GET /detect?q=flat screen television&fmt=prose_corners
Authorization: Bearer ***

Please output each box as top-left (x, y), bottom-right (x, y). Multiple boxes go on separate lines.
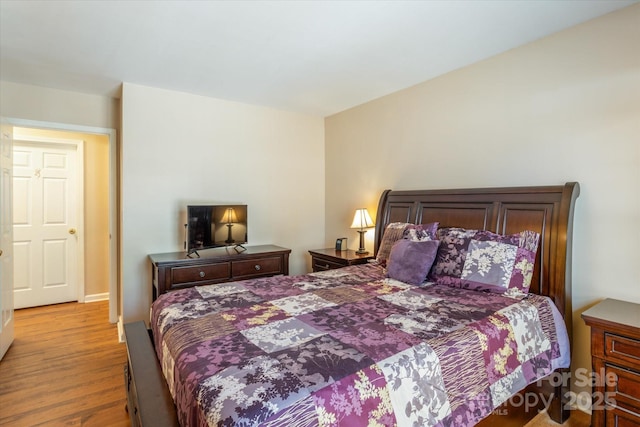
top-left (186, 204), bottom-right (247, 255)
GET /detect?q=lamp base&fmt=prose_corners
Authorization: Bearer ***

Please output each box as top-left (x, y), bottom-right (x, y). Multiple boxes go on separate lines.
top-left (356, 230), bottom-right (368, 255)
top-left (226, 223), bottom-right (234, 244)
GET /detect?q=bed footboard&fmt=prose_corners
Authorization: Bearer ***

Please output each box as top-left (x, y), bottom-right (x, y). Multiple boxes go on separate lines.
top-left (476, 369), bottom-right (570, 426)
top-left (124, 321), bottom-right (179, 427)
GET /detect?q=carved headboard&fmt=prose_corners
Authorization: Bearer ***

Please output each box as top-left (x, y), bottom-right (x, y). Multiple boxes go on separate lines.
top-left (374, 182), bottom-right (580, 344)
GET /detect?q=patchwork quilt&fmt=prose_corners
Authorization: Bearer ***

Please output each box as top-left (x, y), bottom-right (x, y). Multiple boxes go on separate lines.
top-left (150, 263), bottom-right (569, 427)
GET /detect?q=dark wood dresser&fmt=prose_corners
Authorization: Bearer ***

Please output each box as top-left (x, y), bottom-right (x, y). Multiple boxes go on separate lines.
top-left (149, 244), bottom-right (291, 300)
top-left (582, 298), bottom-right (640, 427)
top-left (308, 248), bottom-right (374, 272)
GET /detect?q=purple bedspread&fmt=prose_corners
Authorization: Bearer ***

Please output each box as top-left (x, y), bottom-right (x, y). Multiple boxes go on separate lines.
top-left (150, 263), bottom-right (569, 427)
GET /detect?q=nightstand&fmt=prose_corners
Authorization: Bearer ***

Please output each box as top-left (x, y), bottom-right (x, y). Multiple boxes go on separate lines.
top-left (308, 248), bottom-right (374, 272)
top-left (581, 298), bottom-right (640, 427)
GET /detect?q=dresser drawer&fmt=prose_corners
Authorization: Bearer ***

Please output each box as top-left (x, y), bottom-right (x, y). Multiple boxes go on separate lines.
top-left (150, 245), bottom-right (290, 298)
top-left (170, 263), bottom-right (230, 285)
top-left (232, 256), bottom-right (282, 279)
top-left (606, 333), bottom-right (640, 365)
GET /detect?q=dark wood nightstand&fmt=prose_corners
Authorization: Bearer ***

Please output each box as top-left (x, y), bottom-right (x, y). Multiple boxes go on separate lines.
top-left (582, 298), bottom-right (640, 427)
top-left (308, 248), bottom-right (374, 272)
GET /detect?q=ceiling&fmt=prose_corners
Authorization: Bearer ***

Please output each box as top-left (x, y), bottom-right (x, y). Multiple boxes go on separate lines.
top-left (0, 0), bottom-right (636, 116)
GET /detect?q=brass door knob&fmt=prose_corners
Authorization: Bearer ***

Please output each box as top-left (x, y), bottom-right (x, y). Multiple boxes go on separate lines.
top-left (69, 228), bottom-right (77, 235)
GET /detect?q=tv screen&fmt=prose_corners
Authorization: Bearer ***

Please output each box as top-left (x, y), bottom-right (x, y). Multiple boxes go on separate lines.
top-left (187, 205), bottom-right (247, 253)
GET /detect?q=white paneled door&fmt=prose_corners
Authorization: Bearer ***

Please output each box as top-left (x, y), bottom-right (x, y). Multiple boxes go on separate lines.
top-left (13, 141), bottom-right (79, 308)
top-left (0, 124), bottom-right (14, 360)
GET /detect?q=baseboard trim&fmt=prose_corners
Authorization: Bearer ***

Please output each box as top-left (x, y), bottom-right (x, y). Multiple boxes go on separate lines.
top-left (84, 292), bottom-right (109, 303)
top-left (117, 315), bottom-right (125, 343)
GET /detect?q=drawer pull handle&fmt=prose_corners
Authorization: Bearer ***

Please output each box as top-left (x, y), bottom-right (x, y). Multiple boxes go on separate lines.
top-left (254, 265), bottom-right (261, 271)
top-left (199, 271), bottom-right (205, 278)
top-left (324, 264), bottom-right (329, 269)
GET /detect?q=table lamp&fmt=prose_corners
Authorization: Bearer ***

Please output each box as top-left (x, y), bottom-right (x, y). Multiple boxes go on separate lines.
top-left (350, 208), bottom-right (375, 254)
top-left (223, 207), bottom-right (238, 244)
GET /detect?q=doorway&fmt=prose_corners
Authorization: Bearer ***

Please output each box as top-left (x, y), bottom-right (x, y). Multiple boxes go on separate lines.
top-left (13, 138), bottom-right (82, 308)
top-left (7, 120), bottom-right (117, 323)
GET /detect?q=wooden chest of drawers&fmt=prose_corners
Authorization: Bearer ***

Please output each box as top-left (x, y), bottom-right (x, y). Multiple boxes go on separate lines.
top-left (149, 245), bottom-right (290, 300)
top-left (582, 298), bottom-right (640, 426)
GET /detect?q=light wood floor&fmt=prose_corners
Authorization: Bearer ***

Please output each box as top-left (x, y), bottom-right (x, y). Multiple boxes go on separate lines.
top-left (525, 410), bottom-right (590, 427)
top-left (0, 301), bottom-right (130, 427)
top-left (0, 301), bottom-right (591, 427)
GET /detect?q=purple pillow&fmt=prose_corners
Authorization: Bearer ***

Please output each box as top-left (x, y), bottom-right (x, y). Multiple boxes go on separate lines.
top-left (376, 222), bottom-right (439, 266)
top-left (386, 239), bottom-right (440, 285)
top-left (376, 222), bottom-right (411, 266)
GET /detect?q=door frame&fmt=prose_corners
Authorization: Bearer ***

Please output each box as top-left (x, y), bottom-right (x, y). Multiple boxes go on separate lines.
top-left (6, 117), bottom-right (118, 323)
top-left (13, 137), bottom-right (84, 306)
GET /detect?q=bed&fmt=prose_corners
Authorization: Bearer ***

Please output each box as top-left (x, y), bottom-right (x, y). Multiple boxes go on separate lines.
top-left (124, 182), bottom-right (580, 427)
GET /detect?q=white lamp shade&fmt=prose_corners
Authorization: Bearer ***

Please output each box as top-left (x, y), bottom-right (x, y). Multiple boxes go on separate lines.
top-left (350, 208), bottom-right (375, 229)
top-left (222, 207), bottom-right (238, 224)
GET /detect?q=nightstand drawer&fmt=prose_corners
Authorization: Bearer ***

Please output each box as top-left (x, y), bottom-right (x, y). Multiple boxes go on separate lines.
top-left (308, 249), bottom-right (373, 272)
top-left (606, 333), bottom-right (640, 365)
top-left (312, 258), bottom-right (345, 271)
top-left (171, 263), bottom-right (230, 285)
top-left (232, 256), bottom-right (282, 279)
top-left (605, 404), bottom-right (640, 427)
top-left (606, 364), bottom-right (640, 411)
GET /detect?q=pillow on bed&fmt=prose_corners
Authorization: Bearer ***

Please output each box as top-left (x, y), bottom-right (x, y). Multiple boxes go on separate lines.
top-left (428, 227), bottom-right (478, 284)
top-left (376, 222), bottom-right (411, 266)
top-left (461, 230), bottom-right (540, 297)
top-left (428, 227), bottom-right (540, 298)
top-left (386, 239), bottom-right (440, 285)
top-left (376, 222), bottom-right (438, 266)
top-left (403, 222), bottom-right (439, 242)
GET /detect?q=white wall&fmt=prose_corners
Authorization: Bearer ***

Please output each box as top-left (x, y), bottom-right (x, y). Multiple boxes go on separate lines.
top-left (0, 81), bottom-right (119, 129)
top-left (325, 4), bottom-right (640, 404)
top-left (121, 83), bottom-right (325, 323)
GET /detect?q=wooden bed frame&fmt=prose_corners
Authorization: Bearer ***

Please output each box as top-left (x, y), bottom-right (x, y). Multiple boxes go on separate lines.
top-left (124, 182), bottom-right (580, 427)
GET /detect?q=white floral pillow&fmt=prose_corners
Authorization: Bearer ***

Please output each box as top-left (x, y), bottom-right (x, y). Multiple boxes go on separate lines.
top-left (462, 240), bottom-right (518, 288)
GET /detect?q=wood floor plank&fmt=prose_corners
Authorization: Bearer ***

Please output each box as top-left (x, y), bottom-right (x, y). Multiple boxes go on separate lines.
top-left (0, 301), bottom-right (130, 427)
